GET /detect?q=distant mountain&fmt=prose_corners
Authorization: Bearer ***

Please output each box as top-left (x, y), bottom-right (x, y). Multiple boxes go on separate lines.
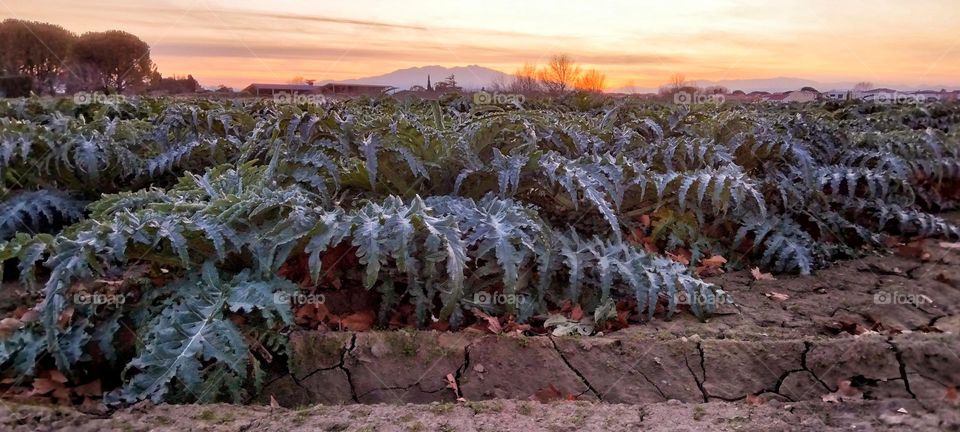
top-left (337, 65), bottom-right (510, 90)
top-left (611, 77), bottom-right (960, 94)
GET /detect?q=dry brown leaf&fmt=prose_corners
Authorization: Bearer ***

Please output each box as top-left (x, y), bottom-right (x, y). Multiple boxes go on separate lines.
top-left (31, 378), bottom-right (59, 395)
top-left (745, 394), bottom-right (765, 406)
top-left (570, 304), bottom-right (584, 321)
top-left (270, 395), bottom-right (280, 409)
top-left (471, 309), bottom-right (502, 334)
top-left (0, 317), bottom-right (23, 339)
top-left (73, 380), bottom-right (102, 397)
top-left (48, 370), bottom-right (68, 384)
top-left (765, 292), bottom-right (790, 302)
top-left (338, 311), bottom-right (375, 331)
top-left (750, 267), bottom-right (776, 281)
top-left (445, 373), bottom-right (463, 400)
top-left (701, 255), bottom-right (727, 268)
top-left (667, 251), bottom-right (691, 266)
top-left (531, 384), bottom-right (568, 403)
top-left (945, 386), bottom-right (958, 404)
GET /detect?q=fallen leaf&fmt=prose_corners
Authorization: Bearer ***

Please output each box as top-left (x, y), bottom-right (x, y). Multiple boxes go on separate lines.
top-left (570, 304), bottom-right (584, 321)
top-left (31, 378), bottom-right (59, 395)
top-left (765, 292), bottom-right (790, 302)
top-left (48, 370), bottom-right (68, 384)
top-left (0, 317), bottom-right (23, 338)
top-left (897, 243), bottom-right (930, 261)
top-left (57, 306), bottom-right (74, 329)
top-left (696, 255), bottom-right (727, 277)
top-left (531, 384), bottom-right (569, 403)
top-left (667, 248), bottom-right (691, 266)
top-left (270, 395), bottom-right (280, 409)
top-left (750, 267), bottom-right (776, 281)
top-left (945, 386), bottom-right (958, 404)
top-left (702, 255), bottom-right (727, 268)
top-left (745, 394), bottom-right (765, 406)
top-left (338, 311), bottom-right (375, 331)
top-left (471, 309), bottom-right (502, 334)
top-left (445, 373), bottom-right (462, 400)
top-left (73, 380), bottom-right (102, 397)
top-left (896, 407), bottom-right (909, 414)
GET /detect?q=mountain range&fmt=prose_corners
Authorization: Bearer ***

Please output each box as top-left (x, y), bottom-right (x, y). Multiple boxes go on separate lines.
top-left (330, 65), bottom-right (510, 91)
top-left (309, 66), bottom-right (958, 93)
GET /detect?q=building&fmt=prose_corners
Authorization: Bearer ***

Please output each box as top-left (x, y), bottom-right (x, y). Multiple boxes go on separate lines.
top-left (823, 90), bottom-right (851, 101)
top-left (242, 82), bottom-right (393, 97)
top-left (242, 83), bottom-right (321, 96)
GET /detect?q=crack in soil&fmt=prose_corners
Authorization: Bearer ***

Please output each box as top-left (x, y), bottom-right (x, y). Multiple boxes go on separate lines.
top-left (801, 341), bottom-right (832, 393)
top-left (887, 339), bottom-right (918, 399)
top-left (549, 336), bottom-right (602, 401)
top-left (453, 342), bottom-right (473, 399)
top-left (342, 334), bottom-right (359, 402)
top-left (683, 342), bottom-right (709, 403)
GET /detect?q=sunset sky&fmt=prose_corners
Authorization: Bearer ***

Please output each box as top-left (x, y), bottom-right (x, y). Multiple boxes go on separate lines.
top-left (3, 0), bottom-right (959, 90)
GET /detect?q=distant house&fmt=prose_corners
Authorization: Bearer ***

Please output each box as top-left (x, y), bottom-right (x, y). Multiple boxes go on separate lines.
top-left (823, 90), bottom-right (850, 101)
top-left (318, 83), bottom-right (393, 96)
top-left (911, 90), bottom-right (947, 102)
top-left (242, 82), bottom-right (393, 97)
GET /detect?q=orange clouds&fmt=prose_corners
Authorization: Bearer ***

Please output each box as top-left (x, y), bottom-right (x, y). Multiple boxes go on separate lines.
top-left (4, 0), bottom-right (959, 89)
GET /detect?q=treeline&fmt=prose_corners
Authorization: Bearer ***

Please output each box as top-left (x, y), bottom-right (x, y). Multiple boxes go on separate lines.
top-left (492, 54), bottom-right (607, 94)
top-left (0, 19), bottom-right (199, 96)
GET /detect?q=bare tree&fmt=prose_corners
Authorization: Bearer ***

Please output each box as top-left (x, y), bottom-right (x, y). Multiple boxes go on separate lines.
top-left (509, 63), bottom-right (541, 93)
top-left (669, 73), bottom-right (687, 92)
top-left (853, 81), bottom-right (873, 91)
top-left (538, 54), bottom-right (581, 94)
top-left (576, 69), bottom-right (606, 93)
top-left (288, 76), bottom-right (305, 84)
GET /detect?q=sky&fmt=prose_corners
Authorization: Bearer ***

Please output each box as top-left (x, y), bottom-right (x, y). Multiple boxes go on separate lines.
top-left (3, 0), bottom-right (960, 90)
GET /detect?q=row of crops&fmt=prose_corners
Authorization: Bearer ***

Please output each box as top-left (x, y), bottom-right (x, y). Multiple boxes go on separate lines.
top-left (1, 95), bottom-right (959, 403)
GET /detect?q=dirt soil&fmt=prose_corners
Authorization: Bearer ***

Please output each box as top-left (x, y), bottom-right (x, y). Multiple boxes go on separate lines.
top-left (261, 237), bottom-right (960, 407)
top-left (2, 397), bottom-right (958, 432)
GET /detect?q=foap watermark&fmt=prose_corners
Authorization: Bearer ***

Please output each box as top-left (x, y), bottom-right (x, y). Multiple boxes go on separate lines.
top-left (674, 91), bottom-right (724, 106)
top-left (74, 292), bottom-right (126, 305)
top-left (473, 91), bottom-right (525, 106)
top-left (274, 291), bottom-right (326, 306)
top-left (473, 291), bottom-right (530, 306)
top-left (874, 291), bottom-right (933, 307)
top-left (673, 290), bottom-right (732, 306)
top-left (73, 92), bottom-right (127, 105)
top-left (869, 92), bottom-right (925, 106)
top-left (273, 92), bottom-right (328, 106)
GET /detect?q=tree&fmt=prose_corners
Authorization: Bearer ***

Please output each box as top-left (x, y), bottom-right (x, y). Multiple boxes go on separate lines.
top-left (576, 69), bottom-right (606, 93)
top-left (509, 63), bottom-right (541, 94)
top-left (669, 73), bottom-right (688, 92)
top-left (0, 19), bottom-right (76, 94)
top-left (68, 30), bottom-right (153, 93)
top-left (538, 54), bottom-right (581, 94)
top-left (434, 74), bottom-right (460, 92)
top-left (853, 82), bottom-right (873, 91)
top-left (288, 76), bottom-right (306, 84)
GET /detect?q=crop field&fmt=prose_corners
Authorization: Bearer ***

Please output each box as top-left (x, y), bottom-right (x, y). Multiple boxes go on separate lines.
top-left (1, 95), bottom-right (959, 408)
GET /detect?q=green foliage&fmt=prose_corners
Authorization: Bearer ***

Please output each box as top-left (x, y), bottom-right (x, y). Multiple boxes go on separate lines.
top-left (0, 95), bottom-right (958, 405)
